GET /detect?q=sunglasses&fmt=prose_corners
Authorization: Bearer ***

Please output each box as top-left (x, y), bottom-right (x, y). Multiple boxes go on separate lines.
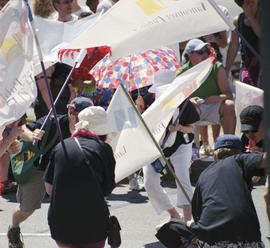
top-left (243, 130), bottom-right (257, 134)
top-left (192, 49), bottom-right (209, 55)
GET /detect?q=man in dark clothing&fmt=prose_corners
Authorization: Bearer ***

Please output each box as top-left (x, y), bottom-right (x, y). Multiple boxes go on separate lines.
top-left (44, 106), bottom-right (116, 248)
top-left (189, 134), bottom-right (266, 247)
top-left (240, 105), bottom-right (264, 152)
top-left (240, 105), bottom-right (270, 222)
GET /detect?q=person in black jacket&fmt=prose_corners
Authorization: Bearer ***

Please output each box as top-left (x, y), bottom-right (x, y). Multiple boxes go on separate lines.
top-left (44, 106), bottom-right (116, 248)
top-left (189, 134), bottom-right (266, 247)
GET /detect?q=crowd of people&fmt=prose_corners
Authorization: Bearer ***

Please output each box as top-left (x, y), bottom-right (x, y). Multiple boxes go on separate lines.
top-left (0, 0), bottom-right (268, 248)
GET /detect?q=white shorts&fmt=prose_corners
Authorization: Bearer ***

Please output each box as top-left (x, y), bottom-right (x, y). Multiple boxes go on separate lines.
top-left (196, 102), bottom-right (221, 125)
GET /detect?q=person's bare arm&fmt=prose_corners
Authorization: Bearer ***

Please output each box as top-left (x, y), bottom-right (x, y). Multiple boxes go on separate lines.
top-left (259, 153), bottom-right (267, 169)
top-left (203, 67), bottom-right (233, 105)
top-left (0, 122), bottom-right (24, 157)
top-left (225, 16), bottom-right (239, 75)
top-left (243, 1), bottom-right (261, 38)
top-left (20, 125), bottom-right (45, 142)
top-left (45, 182), bottom-right (53, 195)
top-left (168, 123), bottom-right (195, 134)
top-left (203, 30), bottom-right (227, 48)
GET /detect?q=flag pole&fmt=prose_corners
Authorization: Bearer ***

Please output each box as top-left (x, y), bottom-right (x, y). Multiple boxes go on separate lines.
top-left (207, 0), bottom-right (261, 61)
top-left (120, 84), bottom-right (191, 204)
top-left (24, 0), bottom-right (66, 152)
top-left (33, 49), bottom-right (87, 144)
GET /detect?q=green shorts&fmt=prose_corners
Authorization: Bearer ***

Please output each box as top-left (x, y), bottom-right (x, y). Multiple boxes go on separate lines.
top-left (17, 170), bottom-right (46, 212)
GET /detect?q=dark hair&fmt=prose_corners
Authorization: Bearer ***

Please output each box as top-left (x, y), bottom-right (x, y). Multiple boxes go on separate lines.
top-left (215, 148), bottom-right (241, 160)
top-left (234, 0), bottom-right (244, 7)
top-left (98, 135), bottom-right (107, 142)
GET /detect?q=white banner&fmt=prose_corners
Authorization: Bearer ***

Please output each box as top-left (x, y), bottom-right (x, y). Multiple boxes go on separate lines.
top-left (0, 0), bottom-right (36, 130)
top-left (235, 81), bottom-right (264, 136)
top-left (33, 13), bottom-right (100, 74)
top-left (107, 58), bottom-right (213, 182)
top-left (67, 0), bottom-right (230, 59)
top-left (142, 57), bottom-right (213, 144)
top-left (106, 86), bottom-right (160, 182)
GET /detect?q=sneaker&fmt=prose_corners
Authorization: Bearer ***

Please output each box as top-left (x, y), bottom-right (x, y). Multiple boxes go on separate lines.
top-left (199, 144), bottom-right (213, 157)
top-left (128, 177), bottom-right (143, 191)
top-left (7, 226), bottom-right (24, 248)
top-left (156, 214), bottom-right (184, 231)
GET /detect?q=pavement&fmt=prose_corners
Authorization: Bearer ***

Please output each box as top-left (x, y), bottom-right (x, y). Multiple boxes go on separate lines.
top-left (0, 178), bottom-right (269, 248)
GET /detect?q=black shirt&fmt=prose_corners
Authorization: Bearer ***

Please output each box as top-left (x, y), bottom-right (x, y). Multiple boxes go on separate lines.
top-left (34, 63), bottom-right (72, 119)
top-left (27, 115), bottom-right (70, 170)
top-left (191, 153), bottom-right (264, 244)
top-left (44, 135), bottom-right (116, 244)
top-left (163, 100), bottom-right (200, 157)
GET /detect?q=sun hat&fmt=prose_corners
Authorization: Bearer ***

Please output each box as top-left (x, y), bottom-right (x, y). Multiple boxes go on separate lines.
top-left (184, 39), bottom-right (209, 54)
top-left (75, 106), bottom-right (111, 135)
top-left (240, 105), bottom-right (263, 132)
top-left (214, 135), bottom-right (243, 151)
top-left (67, 97), bottom-right (93, 113)
top-left (148, 69), bottom-right (175, 93)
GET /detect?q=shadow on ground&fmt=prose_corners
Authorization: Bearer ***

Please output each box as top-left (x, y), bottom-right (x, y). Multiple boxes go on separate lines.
top-left (1, 192), bottom-right (50, 203)
top-left (108, 190), bottom-right (148, 204)
top-left (144, 241), bottom-right (165, 247)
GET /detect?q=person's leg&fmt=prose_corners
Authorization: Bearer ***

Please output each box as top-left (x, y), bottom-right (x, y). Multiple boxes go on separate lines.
top-left (143, 164), bottom-right (179, 218)
top-left (199, 126), bottom-right (209, 145)
top-left (0, 153), bottom-right (9, 183)
top-left (12, 208), bottom-right (34, 227)
top-left (56, 241), bottom-right (80, 248)
top-left (8, 170), bottom-right (46, 247)
top-left (56, 239), bottom-right (106, 248)
top-left (170, 143), bottom-right (193, 222)
top-left (220, 99), bottom-right (236, 134)
top-left (264, 178), bottom-right (270, 221)
top-left (81, 240), bottom-right (106, 248)
top-left (199, 125), bottom-right (213, 156)
top-left (211, 124), bottom-right (220, 142)
top-left (0, 153), bottom-right (17, 194)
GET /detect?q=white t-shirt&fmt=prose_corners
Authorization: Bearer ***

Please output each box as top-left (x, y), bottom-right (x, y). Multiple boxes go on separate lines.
top-left (52, 13), bottom-right (78, 22)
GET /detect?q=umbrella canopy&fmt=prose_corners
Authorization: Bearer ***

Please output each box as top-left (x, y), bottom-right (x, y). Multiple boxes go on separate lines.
top-left (58, 46), bottom-right (111, 80)
top-left (90, 47), bottom-right (180, 92)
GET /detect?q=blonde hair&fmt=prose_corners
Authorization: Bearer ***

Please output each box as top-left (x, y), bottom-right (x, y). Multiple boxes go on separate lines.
top-left (33, 0), bottom-right (54, 18)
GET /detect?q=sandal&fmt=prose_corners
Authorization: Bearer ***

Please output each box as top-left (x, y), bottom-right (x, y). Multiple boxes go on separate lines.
top-left (0, 180), bottom-right (17, 195)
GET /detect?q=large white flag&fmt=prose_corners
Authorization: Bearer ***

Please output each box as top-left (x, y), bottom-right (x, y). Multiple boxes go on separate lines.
top-left (67, 0), bottom-right (230, 59)
top-left (0, 0), bottom-right (36, 131)
top-left (33, 13), bottom-right (100, 74)
top-left (106, 86), bottom-right (161, 182)
top-left (107, 58), bottom-right (213, 182)
top-left (235, 80), bottom-right (264, 136)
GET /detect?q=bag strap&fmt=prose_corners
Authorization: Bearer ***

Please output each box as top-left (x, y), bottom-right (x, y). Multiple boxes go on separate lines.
top-left (74, 137), bottom-right (104, 196)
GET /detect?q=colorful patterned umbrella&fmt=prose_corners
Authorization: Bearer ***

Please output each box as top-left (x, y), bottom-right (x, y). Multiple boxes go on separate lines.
top-left (90, 47), bottom-right (180, 92)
